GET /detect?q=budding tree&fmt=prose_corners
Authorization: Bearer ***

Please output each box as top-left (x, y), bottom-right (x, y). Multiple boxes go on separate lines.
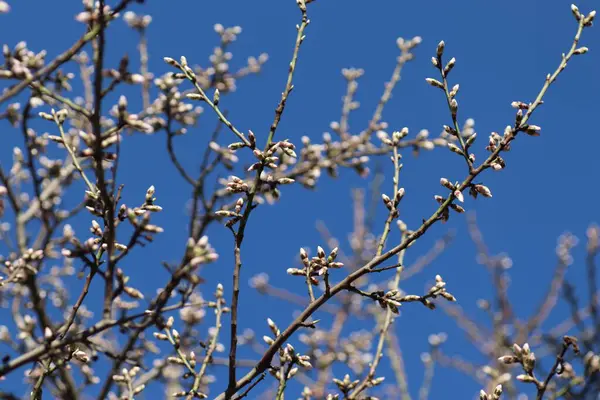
top-left (0, 1), bottom-right (598, 400)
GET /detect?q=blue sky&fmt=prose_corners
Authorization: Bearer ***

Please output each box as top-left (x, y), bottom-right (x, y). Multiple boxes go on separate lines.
top-left (1, 0), bottom-right (599, 398)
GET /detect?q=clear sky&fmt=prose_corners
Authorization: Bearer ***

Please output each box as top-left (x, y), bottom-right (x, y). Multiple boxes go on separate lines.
top-left (0, 0), bottom-right (599, 399)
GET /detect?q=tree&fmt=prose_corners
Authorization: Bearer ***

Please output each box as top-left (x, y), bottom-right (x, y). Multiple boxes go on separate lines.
top-left (0, 1), bottom-right (598, 399)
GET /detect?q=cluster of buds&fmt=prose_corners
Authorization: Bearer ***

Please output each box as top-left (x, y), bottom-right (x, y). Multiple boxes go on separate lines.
top-left (487, 125), bottom-right (512, 152)
top-left (429, 40), bottom-right (456, 79)
top-left (340, 66), bottom-right (365, 83)
top-left (434, 193), bottom-right (465, 222)
top-left (287, 246), bottom-right (344, 284)
top-left (428, 42), bottom-right (488, 167)
top-left (122, 113), bottom-right (154, 134)
top-left (363, 275), bottom-right (455, 313)
top-left (371, 289), bottom-right (404, 315)
top-left (123, 11), bottom-right (152, 31)
top-left (496, 344), bottom-right (542, 386)
top-left (381, 187), bottom-right (405, 218)
top-left (155, 285), bottom-right (226, 393)
top-left (386, 274), bottom-right (456, 310)
top-left (428, 40), bottom-right (462, 118)
top-left (224, 175), bottom-right (249, 193)
top-left (145, 77), bottom-right (204, 129)
top-left (61, 230), bottom-right (101, 259)
top-left (1, 41), bottom-right (46, 79)
top-left (164, 24), bottom-right (268, 94)
top-left (396, 35), bottom-right (422, 55)
top-left (39, 108), bottom-right (68, 125)
top-left (378, 127), bottom-right (409, 147)
top-left (291, 131), bottom-right (381, 188)
top-left (485, 127), bottom-right (513, 170)
top-left (571, 5), bottom-right (596, 27)
top-left (0, 247), bottom-right (44, 284)
top-left (88, 219), bottom-right (126, 253)
top-left (205, 24), bottom-right (269, 93)
top-left (215, 197), bottom-right (245, 227)
top-left (166, 55), bottom-right (200, 84)
top-left (117, 186), bottom-right (164, 240)
top-left (75, 0), bottom-right (120, 24)
top-left (140, 185), bottom-right (163, 213)
top-left (440, 178), bottom-right (492, 202)
top-left (498, 342), bottom-right (537, 375)
top-left (111, 366), bottom-right (146, 398)
top-left (332, 374), bottom-right (361, 395)
top-left (185, 235), bottom-right (219, 269)
top-left (293, 136), bottom-right (323, 188)
top-left (479, 384), bottom-right (503, 400)
top-left (247, 139), bottom-right (297, 173)
top-left (288, 345), bottom-right (313, 370)
top-left (424, 274), bottom-right (456, 306)
top-left (273, 138), bottom-right (298, 160)
top-left (263, 318), bottom-right (312, 386)
top-left (501, 336), bottom-right (580, 387)
top-left (439, 178), bottom-right (464, 202)
top-left (327, 374), bottom-right (385, 399)
top-left (214, 22), bottom-right (242, 44)
top-left (326, 133), bottom-right (372, 177)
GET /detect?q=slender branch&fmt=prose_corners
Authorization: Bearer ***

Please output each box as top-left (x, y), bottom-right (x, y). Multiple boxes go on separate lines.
top-left (360, 39), bottom-right (419, 139)
top-left (265, 2), bottom-right (309, 148)
top-left (224, 4), bottom-right (310, 397)
top-left (348, 144), bottom-right (404, 399)
top-left (30, 360), bottom-right (57, 400)
top-left (55, 117), bottom-right (97, 195)
top-left (385, 330), bottom-right (412, 400)
top-left (59, 266), bottom-right (98, 339)
top-left (187, 293), bottom-right (225, 400)
top-left (536, 337), bottom-right (579, 400)
top-left (418, 352), bottom-right (436, 400)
